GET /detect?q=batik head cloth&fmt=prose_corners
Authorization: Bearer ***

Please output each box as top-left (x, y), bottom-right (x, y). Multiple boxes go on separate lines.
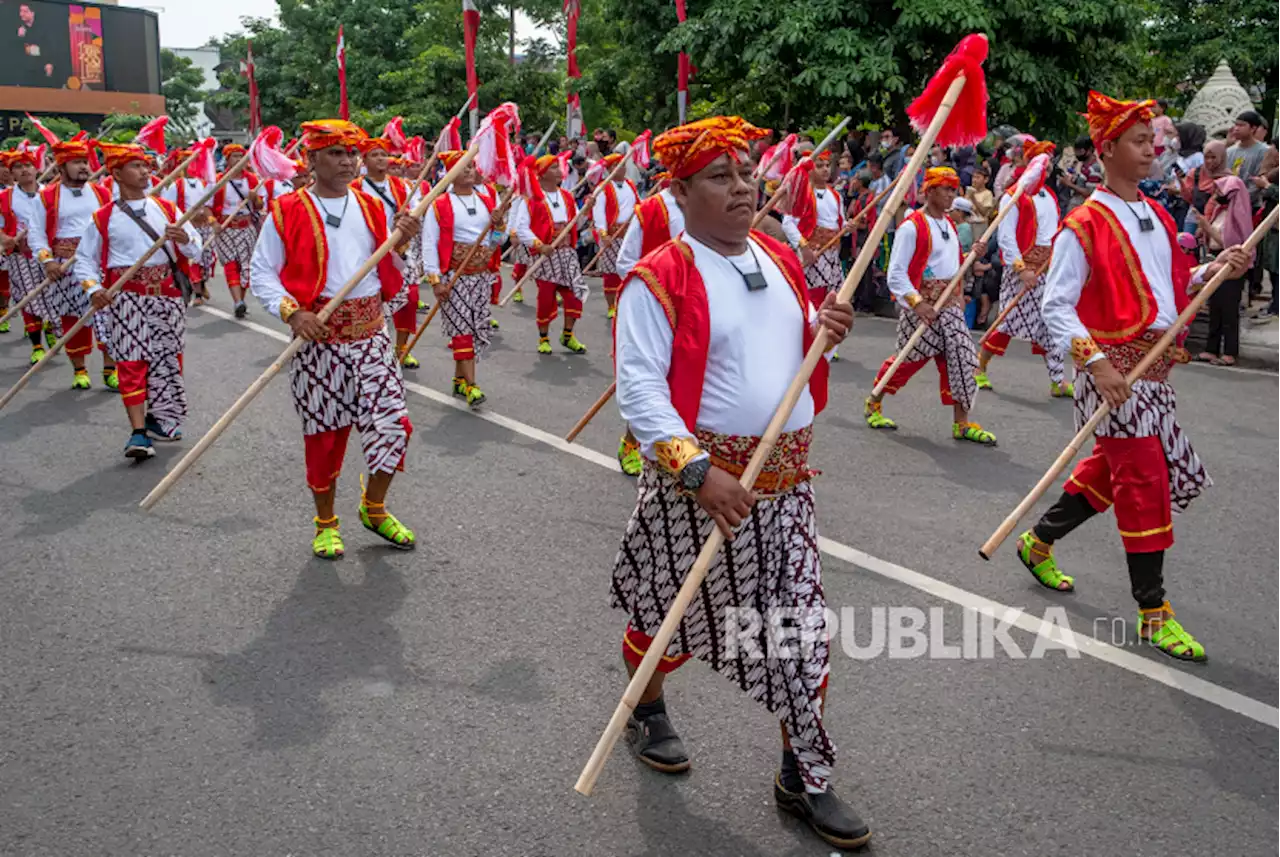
top-left (921, 166), bottom-right (960, 192)
top-left (299, 120), bottom-right (368, 152)
top-left (652, 116), bottom-right (770, 179)
top-left (1086, 91), bottom-right (1154, 151)
top-left (99, 142), bottom-right (149, 171)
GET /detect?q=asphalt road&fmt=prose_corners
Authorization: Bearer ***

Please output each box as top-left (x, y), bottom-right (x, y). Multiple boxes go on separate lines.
top-left (0, 272), bottom-right (1276, 857)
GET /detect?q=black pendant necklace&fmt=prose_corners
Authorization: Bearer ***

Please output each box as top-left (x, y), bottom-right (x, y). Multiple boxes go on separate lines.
top-left (454, 191), bottom-right (476, 217)
top-left (732, 243), bottom-right (768, 292)
top-left (1105, 186), bottom-right (1155, 232)
top-left (316, 191), bottom-right (350, 228)
top-left (70, 188), bottom-right (83, 198)
top-left (928, 214), bottom-right (950, 241)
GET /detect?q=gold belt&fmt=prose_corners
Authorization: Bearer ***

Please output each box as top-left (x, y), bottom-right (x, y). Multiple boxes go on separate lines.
top-left (694, 426), bottom-right (815, 496)
top-left (1023, 245), bottom-right (1052, 272)
top-left (322, 295), bottom-right (384, 342)
top-left (918, 277), bottom-right (962, 310)
top-left (450, 242), bottom-right (491, 275)
top-left (1101, 329), bottom-right (1187, 384)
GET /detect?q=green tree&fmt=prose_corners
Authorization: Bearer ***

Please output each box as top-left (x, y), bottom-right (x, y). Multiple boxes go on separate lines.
top-left (1, 116), bottom-right (82, 149)
top-left (161, 49), bottom-right (209, 139)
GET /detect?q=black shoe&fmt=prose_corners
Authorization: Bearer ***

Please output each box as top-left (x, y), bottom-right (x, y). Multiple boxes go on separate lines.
top-left (625, 711), bottom-right (691, 774)
top-left (234, 302), bottom-right (248, 319)
top-left (774, 775), bottom-right (872, 850)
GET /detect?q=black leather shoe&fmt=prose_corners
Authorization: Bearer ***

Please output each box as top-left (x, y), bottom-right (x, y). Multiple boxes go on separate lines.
top-left (774, 774), bottom-right (872, 850)
top-left (625, 712), bottom-right (691, 774)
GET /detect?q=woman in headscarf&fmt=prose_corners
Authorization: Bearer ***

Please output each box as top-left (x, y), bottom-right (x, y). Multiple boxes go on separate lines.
top-left (1182, 138), bottom-right (1229, 220)
top-left (1196, 174), bottom-right (1254, 365)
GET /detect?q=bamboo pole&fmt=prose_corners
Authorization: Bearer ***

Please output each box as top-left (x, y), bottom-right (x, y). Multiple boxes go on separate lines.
top-left (750, 117), bottom-right (850, 229)
top-left (0, 240), bottom-right (64, 330)
top-left (0, 152), bottom-right (257, 412)
top-left (147, 148), bottom-right (202, 196)
top-left (978, 206), bottom-right (1277, 560)
top-left (564, 382), bottom-right (616, 443)
top-left (977, 280), bottom-right (1037, 350)
top-left (574, 74), bottom-right (971, 798)
top-left (811, 173), bottom-right (905, 257)
top-left (139, 145), bottom-right (484, 511)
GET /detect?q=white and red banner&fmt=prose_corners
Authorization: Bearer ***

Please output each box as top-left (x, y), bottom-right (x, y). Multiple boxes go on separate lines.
top-left (336, 26), bottom-right (349, 120)
top-left (242, 41), bottom-right (262, 136)
top-left (674, 0), bottom-right (690, 123)
top-left (463, 0), bottom-right (480, 136)
top-left (564, 0), bottom-right (583, 137)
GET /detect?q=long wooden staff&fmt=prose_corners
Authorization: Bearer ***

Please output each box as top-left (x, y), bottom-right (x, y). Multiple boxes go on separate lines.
top-left (751, 117), bottom-right (850, 229)
top-left (580, 228), bottom-right (621, 276)
top-left (147, 148), bottom-right (202, 196)
top-left (139, 145), bottom-right (483, 511)
top-left (498, 156), bottom-right (631, 307)
top-left (212, 195), bottom-right (253, 234)
top-left (413, 95), bottom-right (479, 189)
top-left (564, 381), bottom-right (616, 443)
top-left (871, 167), bottom-right (1041, 398)
top-left (574, 66), bottom-right (974, 798)
top-left (978, 206), bottom-right (1278, 560)
top-left (0, 153), bottom-right (255, 412)
top-left (811, 173), bottom-right (905, 257)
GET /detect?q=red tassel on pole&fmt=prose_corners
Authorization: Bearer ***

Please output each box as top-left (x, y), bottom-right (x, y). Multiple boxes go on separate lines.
top-left (906, 34), bottom-right (989, 148)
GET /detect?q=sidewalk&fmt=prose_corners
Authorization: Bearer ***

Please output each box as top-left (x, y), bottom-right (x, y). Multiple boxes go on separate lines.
top-left (1239, 315), bottom-right (1279, 369)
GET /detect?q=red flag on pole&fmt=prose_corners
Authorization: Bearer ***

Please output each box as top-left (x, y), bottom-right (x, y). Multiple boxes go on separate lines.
top-left (564, 0), bottom-right (583, 137)
top-left (463, 0), bottom-right (480, 136)
top-left (336, 26), bottom-right (349, 120)
top-left (674, 0), bottom-right (690, 123)
top-left (243, 41), bottom-right (262, 136)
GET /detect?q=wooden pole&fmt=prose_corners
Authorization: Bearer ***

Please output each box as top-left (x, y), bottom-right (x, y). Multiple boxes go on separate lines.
top-left (147, 148), bottom-right (202, 196)
top-left (750, 117), bottom-right (850, 229)
top-left (574, 75), bottom-right (970, 798)
top-left (978, 205), bottom-right (1278, 561)
top-left (870, 180), bottom-right (1028, 398)
top-left (0, 239), bottom-right (65, 329)
top-left (497, 155), bottom-right (631, 307)
top-left (0, 152), bottom-right (257, 412)
top-left (977, 281), bottom-right (1036, 350)
top-left (564, 381), bottom-right (616, 443)
top-left (810, 173), bottom-right (905, 257)
top-left (139, 146), bottom-right (484, 511)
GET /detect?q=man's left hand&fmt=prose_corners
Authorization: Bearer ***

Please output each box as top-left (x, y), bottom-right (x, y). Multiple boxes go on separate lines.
top-left (1211, 245), bottom-right (1251, 280)
top-left (89, 289), bottom-right (114, 310)
top-left (163, 225), bottom-right (190, 246)
top-left (971, 238), bottom-right (988, 259)
top-left (394, 212), bottom-right (422, 239)
top-left (817, 291), bottom-right (853, 345)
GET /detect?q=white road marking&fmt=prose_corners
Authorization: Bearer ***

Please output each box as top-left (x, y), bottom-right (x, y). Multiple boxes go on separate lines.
top-left (197, 305), bottom-right (1280, 730)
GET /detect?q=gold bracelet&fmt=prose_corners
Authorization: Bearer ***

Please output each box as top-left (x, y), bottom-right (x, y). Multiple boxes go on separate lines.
top-left (797, 237), bottom-right (810, 248)
top-left (1011, 258), bottom-right (1027, 273)
top-left (1070, 336), bottom-right (1100, 369)
top-left (425, 273), bottom-right (442, 287)
top-left (905, 293), bottom-right (923, 308)
top-left (80, 279), bottom-right (99, 293)
top-left (36, 249), bottom-right (52, 264)
top-left (279, 296), bottom-right (300, 323)
top-left (653, 436), bottom-right (703, 478)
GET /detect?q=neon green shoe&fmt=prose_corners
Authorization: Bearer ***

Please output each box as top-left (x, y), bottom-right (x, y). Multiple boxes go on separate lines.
top-left (561, 332), bottom-right (587, 354)
top-left (312, 517), bottom-right (345, 560)
top-left (71, 369), bottom-right (90, 390)
top-left (1016, 530), bottom-right (1074, 591)
top-left (512, 289), bottom-right (524, 303)
top-left (1138, 602), bottom-right (1207, 662)
top-left (359, 500), bottom-right (416, 550)
top-left (489, 317), bottom-right (500, 330)
top-left (864, 397), bottom-right (897, 430)
top-left (103, 369), bottom-right (119, 391)
top-left (44, 325), bottom-right (57, 349)
top-left (465, 384), bottom-right (486, 408)
top-left (29, 346), bottom-right (45, 365)
top-left (537, 337), bottom-right (552, 354)
top-left (975, 371), bottom-right (992, 390)
top-left (401, 351), bottom-right (421, 369)
top-left (953, 421), bottom-right (997, 445)
top-left (417, 299), bottom-right (427, 311)
top-left (452, 376), bottom-right (468, 398)
top-left (830, 347), bottom-right (840, 362)
top-left (1050, 381), bottom-right (1074, 398)
top-left (607, 306), bottom-right (617, 320)
top-left (0, 319), bottom-right (9, 334)
top-left (618, 436), bottom-right (643, 476)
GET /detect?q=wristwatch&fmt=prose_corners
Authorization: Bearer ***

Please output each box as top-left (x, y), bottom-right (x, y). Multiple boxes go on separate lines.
top-left (680, 456), bottom-right (711, 492)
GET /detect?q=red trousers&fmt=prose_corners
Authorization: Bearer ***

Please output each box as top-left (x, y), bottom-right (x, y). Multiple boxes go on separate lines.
top-left (490, 275), bottom-right (501, 305)
top-left (224, 261), bottom-right (244, 289)
top-left (1065, 436), bottom-right (1173, 553)
top-left (873, 354), bottom-right (957, 406)
top-left (115, 355), bottom-right (183, 408)
top-left (23, 309), bottom-right (42, 334)
top-left (603, 273), bottom-right (623, 299)
top-left (0, 269), bottom-right (10, 300)
top-left (450, 334), bottom-right (475, 362)
top-left (61, 314), bottom-right (96, 357)
top-left (392, 282), bottom-right (420, 334)
top-left (982, 330), bottom-right (1046, 357)
top-left (622, 623), bottom-right (692, 674)
top-left (536, 280), bottom-right (582, 326)
top-left (512, 263), bottom-right (527, 284)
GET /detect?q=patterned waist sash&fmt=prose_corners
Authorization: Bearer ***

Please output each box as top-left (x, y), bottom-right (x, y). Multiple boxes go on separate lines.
top-left (694, 425), bottom-right (815, 496)
top-left (449, 241), bottom-right (491, 275)
top-left (918, 277), bottom-right (962, 310)
top-left (1102, 329), bottom-right (1188, 384)
top-left (224, 215), bottom-right (253, 230)
top-left (1024, 244), bottom-right (1052, 272)
top-left (106, 264), bottom-right (182, 298)
top-left (322, 295), bottom-right (384, 342)
top-left (810, 226), bottom-right (840, 251)
top-left (52, 237), bottom-right (80, 260)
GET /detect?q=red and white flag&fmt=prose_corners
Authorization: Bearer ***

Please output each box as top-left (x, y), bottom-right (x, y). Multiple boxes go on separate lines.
top-left (674, 0), bottom-right (691, 122)
top-left (463, 0), bottom-right (480, 120)
top-left (564, 0), bottom-right (583, 136)
top-left (336, 26), bottom-right (349, 120)
top-left (133, 115), bottom-right (169, 154)
top-left (241, 41), bottom-right (262, 136)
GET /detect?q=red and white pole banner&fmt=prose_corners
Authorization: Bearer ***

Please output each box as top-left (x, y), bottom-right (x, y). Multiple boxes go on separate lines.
top-left (674, 0), bottom-right (690, 123)
top-left (564, 0), bottom-right (584, 137)
top-left (463, 0), bottom-right (481, 137)
top-left (336, 25), bottom-right (349, 120)
top-left (244, 40), bottom-right (262, 136)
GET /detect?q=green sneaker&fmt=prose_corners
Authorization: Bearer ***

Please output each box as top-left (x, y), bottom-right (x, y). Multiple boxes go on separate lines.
top-left (103, 369), bottom-right (119, 391)
top-left (1016, 530), bottom-right (1074, 592)
top-left (1050, 381), bottom-right (1074, 398)
top-left (44, 325), bottom-right (57, 349)
top-left (864, 397), bottom-right (897, 430)
top-left (953, 421), bottom-right (997, 445)
top-left (512, 289), bottom-right (524, 303)
top-left (0, 319), bottom-right (9, 334)
top-left (359, 501), bottom-right (416, 550)
top-left (71, 369), bottom-right (90, 390)
top-left (1138, 602), bottom-right (1207, 662)
top-left (607, 306), bottom-right (617, 320)
top-left (617, 437), bottom-right (643, 476)
top-left (830, 347), bottom-right (840, 362)
top-left (452, 376), bottom-right (468, 398)
top-left (975, 371), bottom-right (992, 390)
top-left (29, 346), bottom-right (45, 365)
top-left (418, 299), bottom-right (427, 311)
top-left (465, 384), bottom-right (486, 409)
top-left (401, 351), bottom-right (421, 369)
top-left (312, 517), bottom-right (345, 560)
top-left (489, 317), bottom-right (500, 330)
top-left (537, 337), bottom-right (552, 354)
top-left (560, 332), bottom-right (587, 354)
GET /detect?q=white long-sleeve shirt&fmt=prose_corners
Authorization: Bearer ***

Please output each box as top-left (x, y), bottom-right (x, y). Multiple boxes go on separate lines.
top-left (782, 187), bottom-right (843, 248)
top-left (160, 177), bottom-right (210, 213)
top-left (250, 190), bottom-right (391, 320)
top-left (592, 181), bottom-right (638, 233)
top-left (997, 188), bottom-right (1058, 265)
top-left (886, 214), bottom-right (960, 308)
top-left (28, 184), bottom-right (103, 260)
top-left (421, 190), bottom-right (497, 276)
top-left (513, 192), bottom-right (571, 247)
top-left (1042, 188), bottom-right (1202, 365)
top-left (615, 232), bottom-right (819, 457)
top-left (9, 185), bottom-right (41, 236)
top-left (614, 189), bottom-right (684, 280)
top-left (73, 197), bottom-right (202, 294)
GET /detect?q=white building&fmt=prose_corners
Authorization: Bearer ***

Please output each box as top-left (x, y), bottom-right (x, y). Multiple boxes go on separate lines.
top-left (164, 45), bottom-right (221, 139)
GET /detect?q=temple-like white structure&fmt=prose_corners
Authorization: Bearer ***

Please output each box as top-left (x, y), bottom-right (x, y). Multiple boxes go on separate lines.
top-left (1183, 60), bottom-right (1256, 138)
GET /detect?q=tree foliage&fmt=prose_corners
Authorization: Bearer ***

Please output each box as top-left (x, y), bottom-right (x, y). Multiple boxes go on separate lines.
top-left (161, 49), bottom-right (209, 139)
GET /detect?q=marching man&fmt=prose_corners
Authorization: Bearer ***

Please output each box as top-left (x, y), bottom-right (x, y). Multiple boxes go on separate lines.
top-left (781, 151), bottom-right (845, 355)
top-left (1019, 92), bottom-right (1249, 661)
top-left (249, 120), bottom-right (419, 560)
top-left (610, 117), bottom-right (869, 850)
top-left (210, 142), bottom-right (261, 319)
top-left (74, 143), bottom-right (203, 459)
top-left (865, 167), bottom-right (996, 444)
top-left (27, 138), bottom-right (116, 389)
top-left (160, 148), bottom-right (215, 303)
top-left (422, 150), bottom-right (503, 408)
top-left (975, 137), bottom-right (1068, 395)
top-left (0, 149), bottom-right (55, 360)
top-left (589, 152), bottom-right (639, 319)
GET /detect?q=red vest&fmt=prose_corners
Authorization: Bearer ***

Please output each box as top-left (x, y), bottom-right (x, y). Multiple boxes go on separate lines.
top-left (635, 193), bottom-right (677, 258)
top-left (90, 197), bottom-right (194, 282)
top-left (1059, 195), bottom-right (1189, 346)
top-left (1004, 187), bottom-right (1058, 260)
top-left (528, 188), bottom-right (578, 246)
top-left (600, 179), bottom-right (640, 231)
top-left (41, 183), bottom-right (110, 242)
top-left (623, 231), bottom-right (828, 432)
top-left (211, 172), bottom-right (261, 219)
top-left (433, 191), bottom-right (496, 273)
top-left (795, 186), bottom-right (845, 240)
top-left (0, 188), bottom-right (17, 240)
top-left (267, 190), bottom-right (403, 309)
top-left (903, 210), bottom-right (963, 286)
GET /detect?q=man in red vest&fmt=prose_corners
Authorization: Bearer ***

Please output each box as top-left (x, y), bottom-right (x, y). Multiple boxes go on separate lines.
top-left (0, 149), bottom-right (53, 356)
top-left (782, 150), bottom-right (845, 355)
top-left (160, 147), bottom-right (215, 304)
top-left (864, 167), bottom-right (996, 444)
top-left (74, 143), bottom-right (203, 460)
top-left (28, 139), bottom-right (116, 389)
top-left (210, 142), bottom-right (261, 318)
top-left (588, 151), bottom-right (639, 319)
top-left (352, 133), bottom-right (421, 368)
top-left (248, 120), bottom-right (420, 560)
top-left (511, 154), bottom-right (589, 354)
top-left (422, 149), bottom-right (504, 408)
top-left (1019, 92), bottom-right (1248, 662)
top-left (975, 137), bottom-right (1068, 396)
top-left (609, 117), bottom-right (867, 851)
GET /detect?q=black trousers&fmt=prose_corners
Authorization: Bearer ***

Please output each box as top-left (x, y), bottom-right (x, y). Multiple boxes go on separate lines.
top-left (1205, 277), bottom-right (1244, 357)
top-left (1033, 492), bottom-right (1166, 609)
